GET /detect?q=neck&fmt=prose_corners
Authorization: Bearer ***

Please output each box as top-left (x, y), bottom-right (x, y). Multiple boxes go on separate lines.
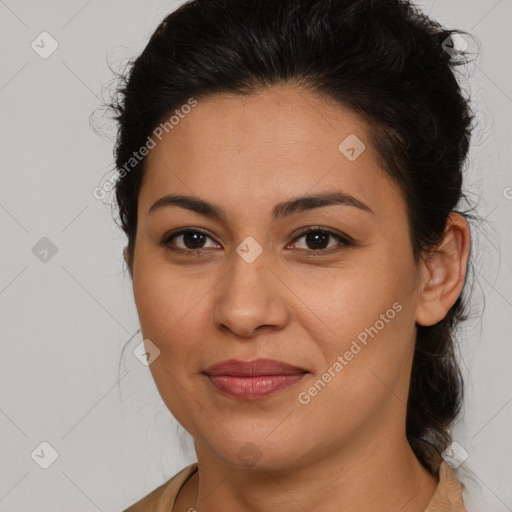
top-left (174, 422), bottom-right (439, 512)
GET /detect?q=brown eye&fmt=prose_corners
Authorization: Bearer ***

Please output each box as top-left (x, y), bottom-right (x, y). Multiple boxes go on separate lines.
top-left (162, 229), bottom-right (220, 252)
top-left (291, 228), bottom-right (352, 252)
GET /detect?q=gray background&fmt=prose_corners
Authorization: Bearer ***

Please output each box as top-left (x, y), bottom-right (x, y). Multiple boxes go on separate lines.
top-left (0, 0), bottom-right (511, 510)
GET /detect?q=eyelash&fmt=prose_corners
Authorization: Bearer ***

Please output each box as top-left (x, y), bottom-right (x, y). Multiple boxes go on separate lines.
top-left (160, 227), bottom-right (354, 255)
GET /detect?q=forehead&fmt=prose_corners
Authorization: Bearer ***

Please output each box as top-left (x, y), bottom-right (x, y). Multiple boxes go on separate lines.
top-left (139, 85), bottom-right (404, 223)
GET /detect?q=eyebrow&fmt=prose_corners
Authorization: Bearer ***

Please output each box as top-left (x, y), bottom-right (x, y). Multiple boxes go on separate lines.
top-left (148, 191), bottom-right (374, 220)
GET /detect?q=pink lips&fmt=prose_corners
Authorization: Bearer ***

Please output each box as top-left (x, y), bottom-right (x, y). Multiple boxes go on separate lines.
top-left (204, 358), bottom-right (308, 400)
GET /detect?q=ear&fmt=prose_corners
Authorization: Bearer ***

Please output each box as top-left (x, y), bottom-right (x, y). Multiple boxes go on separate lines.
top-left (123, 246), bottom-right (133, 279)
top-left (415, 213), bottom-right (471, 327)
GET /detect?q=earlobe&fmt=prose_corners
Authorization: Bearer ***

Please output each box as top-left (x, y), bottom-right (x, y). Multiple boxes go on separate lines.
top-left (415, 213), bottom-right (470, 327)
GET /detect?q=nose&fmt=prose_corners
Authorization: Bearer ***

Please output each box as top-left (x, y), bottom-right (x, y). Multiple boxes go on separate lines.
top-left (211, 252), bottom-right (290, 338)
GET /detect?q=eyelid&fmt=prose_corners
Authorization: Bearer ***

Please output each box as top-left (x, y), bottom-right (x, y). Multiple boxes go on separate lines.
top-left (161, 227), bottom-right (220, 250)
top-left (290, 226), bottom-right (354, 245)
top-left (161, 226), bottom-right (354, 253)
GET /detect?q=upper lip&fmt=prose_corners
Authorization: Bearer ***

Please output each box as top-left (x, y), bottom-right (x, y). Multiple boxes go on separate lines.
top-left (204, 358), bottom-right (308, 377)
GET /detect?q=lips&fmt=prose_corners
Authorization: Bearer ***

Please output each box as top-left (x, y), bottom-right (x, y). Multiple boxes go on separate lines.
top-left (204, 358), bottom-right (308, 399)
top-left (204, 358), bottom-right (307, 377)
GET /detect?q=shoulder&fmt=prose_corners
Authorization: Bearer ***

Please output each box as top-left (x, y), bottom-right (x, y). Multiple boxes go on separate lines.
top-left (425, 461), bottom-right (466, 512)
top-left (122, 462), bottom-right (199, 512)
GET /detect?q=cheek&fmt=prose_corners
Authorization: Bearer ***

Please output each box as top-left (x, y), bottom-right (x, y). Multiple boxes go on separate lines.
top-left (134, 280), bottom-right (206, 364)
top-left (291, 298), bottom-right (415, 453)
top-left (132, 262), bottom-right (211, 426)
top-left (292, 255), bottom-right (418, 401)
top-left (291, 256), bottom-right (410, 347)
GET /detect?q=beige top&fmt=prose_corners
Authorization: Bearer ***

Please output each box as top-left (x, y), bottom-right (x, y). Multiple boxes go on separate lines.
top-left (123, 460), bottom-right (466, 512)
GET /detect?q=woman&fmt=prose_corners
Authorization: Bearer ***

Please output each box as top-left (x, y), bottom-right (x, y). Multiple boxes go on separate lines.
top-left (111, 0), bottom-right (477, 510)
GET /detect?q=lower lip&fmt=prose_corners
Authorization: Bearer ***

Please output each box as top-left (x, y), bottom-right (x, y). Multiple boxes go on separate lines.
top-left (207, 373), bottom-right (307, 399)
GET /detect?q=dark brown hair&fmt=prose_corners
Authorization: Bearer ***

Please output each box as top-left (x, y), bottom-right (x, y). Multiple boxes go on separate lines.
top-left (107, 0), bottom-right (479, 473)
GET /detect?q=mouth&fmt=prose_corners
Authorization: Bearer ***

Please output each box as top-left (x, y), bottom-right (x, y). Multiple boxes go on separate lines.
top-left (203, 358), bottom-right (309, 400)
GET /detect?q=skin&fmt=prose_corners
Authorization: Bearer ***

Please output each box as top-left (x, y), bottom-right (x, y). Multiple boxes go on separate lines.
top-left (125, 84), bottom-right (471, 512)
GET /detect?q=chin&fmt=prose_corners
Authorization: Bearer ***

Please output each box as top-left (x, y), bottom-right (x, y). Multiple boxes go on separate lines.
top-left (207, 434), bottom-right (311, 472)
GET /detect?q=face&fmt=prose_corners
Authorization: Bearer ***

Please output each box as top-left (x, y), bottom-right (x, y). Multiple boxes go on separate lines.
top-left (131, 85), bottom-right (425, 471)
